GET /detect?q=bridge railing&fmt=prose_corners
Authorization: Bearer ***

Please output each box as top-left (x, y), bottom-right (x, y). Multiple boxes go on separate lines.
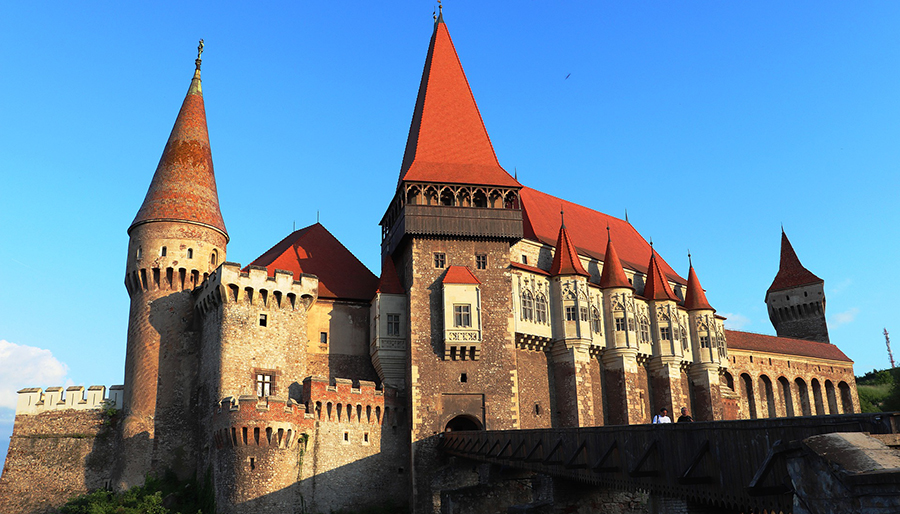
top-left (439, 413), bottom-right (900, 513)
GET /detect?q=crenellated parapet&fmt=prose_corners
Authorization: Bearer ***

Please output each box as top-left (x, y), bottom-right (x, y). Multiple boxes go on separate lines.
top-left (302, 376), bottom-right (400, 425)
top-left (212, 395), bottom-right (312, 451)
top-left (195, 262), bottom-right (318, 315)
top-left (15, 385), bottom-right (124, 415)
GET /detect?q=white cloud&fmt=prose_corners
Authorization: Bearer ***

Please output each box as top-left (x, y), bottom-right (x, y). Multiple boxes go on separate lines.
top-left (0, 340), bottom-right (69, 409)
top-left (829, 278), bottom-right (853, 297)
top-left (830, 308), bottom-right (860, 327)
top-left (721, 313), bottom-right (751, 330)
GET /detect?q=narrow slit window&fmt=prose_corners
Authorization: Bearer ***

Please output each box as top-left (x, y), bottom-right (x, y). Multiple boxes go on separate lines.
top-left (259, 313), bottom-right (267, 327)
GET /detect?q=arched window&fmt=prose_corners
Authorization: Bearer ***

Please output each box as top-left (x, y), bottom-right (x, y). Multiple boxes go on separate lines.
top-left (473, 190), bottom-right (487, 208)
top-left (795, 378), bottom-right (811, 416)
top-left (591, 307), bottom-right (601, 333)
top-left (681, 327), bottom-right (688, 350)
top-left (825, 380), bottom-right (838, 414)
top-left (639, 317), bottom-right (650, 343)
top-left (839, 381), bottom-right (854, 414)
top-left (811, 379), bottom-right (824, 415)
top-left (778, 377), bottom-right (794, 417)
top-left (759, 375), bottom-right (776, 418)
top-left (741, 373), bottom-right (757, 419)
top-left (521, 291), bottom-right (534, 321)
top-left (535, 294), bottom-right (548, 324)
top-left (211, 250), bottom-right (218, 266)
top-left (440, 188), bottom-right (455, 206)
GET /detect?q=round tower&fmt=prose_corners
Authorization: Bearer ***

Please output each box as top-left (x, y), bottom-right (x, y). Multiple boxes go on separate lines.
top-left (120, 44), bottom-right (228, 485)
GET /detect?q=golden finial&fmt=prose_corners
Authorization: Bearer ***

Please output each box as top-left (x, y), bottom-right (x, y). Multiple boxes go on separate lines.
top-left (195, 39), bottom-right (204, 71)
top-left (438, 0), bottom-right (442, 12)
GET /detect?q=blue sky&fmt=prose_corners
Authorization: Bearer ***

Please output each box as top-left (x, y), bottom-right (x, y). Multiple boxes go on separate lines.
top-left (1, 2), bottom-right (898, 469)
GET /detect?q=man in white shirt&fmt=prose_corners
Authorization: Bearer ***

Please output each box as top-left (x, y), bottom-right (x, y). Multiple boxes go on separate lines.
top-left (652, 407), bottom-right (672, 424)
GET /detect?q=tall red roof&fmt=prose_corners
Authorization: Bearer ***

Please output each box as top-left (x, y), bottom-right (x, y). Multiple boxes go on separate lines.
top-left (726, 330), bottom-right (851, 362)
top-left (398, 16), bottom-right (520, 188)
top-left (129, 63), bottom-right (227, 239)
top-left (549, 222), bottom-right (589, 277)
top-left (248, 223), bottom-right (378, 301)
top-left (643, 251), bottom-right (679, 301)
top-left (521, 187), bottom-right (685, 284)
top-left (442, 265), bottom-right (481, 284)
top-left (377, 256), bottom-right (405, 295)
top-left (598, 233), bottom-right (632, 289)
top-left (683, 264), bottom-right (714, 311)
top-left (768, 230), bottom-right (823, 293)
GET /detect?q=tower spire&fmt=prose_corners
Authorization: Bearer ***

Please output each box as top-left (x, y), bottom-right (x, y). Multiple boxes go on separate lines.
top-left (767, 229), bottom-right (821, 293)
top-left (129, 41), bottom-right (227, 240)
top-left (598, 226), bottom-right (632, 289)
top-left (549, 220), bottom-right (588, 277)
top-left (684, 257), bottom-right (714, 311)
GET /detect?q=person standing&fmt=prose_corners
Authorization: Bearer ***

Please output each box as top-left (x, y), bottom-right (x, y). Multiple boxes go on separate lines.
top-left (652, 407), bottom-right (672, 424)
top-left (677, 407), bottom-right (694, 423)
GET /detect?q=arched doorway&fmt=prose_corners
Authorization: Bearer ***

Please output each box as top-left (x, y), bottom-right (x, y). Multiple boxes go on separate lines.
top-left (444, 415), bottom-right (482, 432)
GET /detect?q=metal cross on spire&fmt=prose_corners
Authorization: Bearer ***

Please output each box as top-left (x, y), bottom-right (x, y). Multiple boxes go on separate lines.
top-left (195, 39), bottom-right (204, 71)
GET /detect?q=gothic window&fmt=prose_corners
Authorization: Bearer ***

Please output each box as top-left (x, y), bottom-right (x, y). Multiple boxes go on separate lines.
top-left (717, 337), bottom-right (726, 357)
top-left (628, 317), bottom-right (635, 331)
top-left (615, 316), bottom-right (626, 331)
top-left (565, 306), bottom-right (577, 321)
top-left (591, 307), bottom-right (601, 332)
top-left (580, 307), bottom-right (589, 322)
top-left (700, 335), bottom-right (711, 348)
top-left (640, 318), bottom-right (650, 342)
top-left (681, 327), bottom-right (688, 349)
top-left (476, 254), bottom-right (487, 270)
top-left (535, 295), bottom-right (548, 324)
top-left (660, 326), bottom-right (671, 340)
top-left (387, 313), bottom-right (401, 336)
top-left (473, 190), bottom-right (487, 208)
top-left (434, 253), bottom-right (446, 268)
top-left (256, 373), bottom-right (273, 397)
top-left (454, 304), bottom-right (472, 327)
top-left (521, 291), bottom-right (534, 321)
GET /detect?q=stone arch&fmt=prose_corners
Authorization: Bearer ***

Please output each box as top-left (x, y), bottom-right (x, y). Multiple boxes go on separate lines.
top-left (759, 375), bottom-right (776, 418)
top-left (777, 376), bottom-right (794, 417)
top-left (722, 372), bottom-right (735, 392)
top-left (825, 380), bottom-right (838, 414)
top-left (795, 377), bottom-right (811, 416)
top-left (740, 373), bottom-right (757, 419)
top-left (811, 378), bottom-right (825, 415)
top-left (839, 381), bottom-right (854, 414)
top-left (444, 414), bottom-right (483, 432)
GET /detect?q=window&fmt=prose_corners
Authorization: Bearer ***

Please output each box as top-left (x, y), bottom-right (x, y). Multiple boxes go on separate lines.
top-left (160, 246), bottom-right (167, 257)
top-left (387, 314), bottom-right (401, 336)
top-left (136, 246), bottom-right (142, 260)
top-left (211, 250), bottom-right (218, 266)
top-left (256, 374), bottom-right (273, 397)
top-left (320, 332), bottom-right (328, 345)
top-left (459, 373), bottom-right (467, 383)
top-left (580, 307), bottom-right (589, 322)
top-left (259, 313), bottom-right (267, 327)
top-left (640, 318), bottom-right (650, 342)
top-left (565, 306), bottom-right (577, 321)
top-left (476, 254), bottom-right (487, 270)
top-left (521, 291), bottom-right (534, 321)
top-left (187, 248), bottom-right (193, 259)
top-left (522, 255), bottom-right (528, 265)
top-left (591, 308), bottom-right (601, 332)
top-left (700, 335), bottom-right (710, 348)
top-left (628, 317), bottom-right (635, 331)
top-left (434, 253), bottom-right (446, 268)
top-left (454, 304), bottom-right (471, 327)
top-left (535, 296), bottom-right (548, 324)
top-left (615, 316), bottom-right (626, 331)
top-left (681, 328), bottom-right (688, 349)
top-left (660, 327), bottom-right (671, 340)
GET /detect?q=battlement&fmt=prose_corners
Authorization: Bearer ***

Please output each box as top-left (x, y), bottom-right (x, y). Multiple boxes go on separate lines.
top-left (15, 385), bottom-right (124, 415)
top-left (213, 395), bottom-right (312, 451)
top-left (302, 376), bottom-right (399, 425)
top-left (195, 262), bottom-right (318, 315)
top-left (125, 264), bottom-right (210, 296)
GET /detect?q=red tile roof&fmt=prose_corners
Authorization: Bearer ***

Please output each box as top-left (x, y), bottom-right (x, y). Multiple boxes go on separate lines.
top-left (129, 67), bottom-right (227, 239)
top-left (643, 251), bottom-right (679, 301)
top-left (683, 264), bottom-right (714, 311)
top-left (768, 230), bottom-right (823, 293)
top-left (442, 265), bottom-right (481, 284)
top-left (398, 17), bottom-right (520, 188)
top-left (377, 256), bottom-right (405, 294)
top-left (248, 223), bottom-right (378, 301)
top-left (598, 232), bottom-right (632, 289)
top-left (520, 187), bottom-right (685, 284)
top-left (726, 330), bottom-right (852, 362)
top-left (509, 261), bottom-right (550, 276)
top-left (549, 223), bottom-right (589, 277)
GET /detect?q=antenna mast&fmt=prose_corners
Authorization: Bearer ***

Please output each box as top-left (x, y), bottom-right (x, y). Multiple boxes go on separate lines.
top-left (886, 328), bottom-right (895, 369)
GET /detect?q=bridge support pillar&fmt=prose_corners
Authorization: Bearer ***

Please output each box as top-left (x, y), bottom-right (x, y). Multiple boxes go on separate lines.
top-left (601, 348), bottom-right (643, 425)
top-left (550, 339), bottom-right (595, 427)
top-left (649, 356), bottom-right (686, 419)
top-left (689, 363), bottom-right (723, 421)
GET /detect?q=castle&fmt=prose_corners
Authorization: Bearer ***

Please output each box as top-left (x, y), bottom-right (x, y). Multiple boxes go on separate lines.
top-left (0, 12), bottom-right (859, 514)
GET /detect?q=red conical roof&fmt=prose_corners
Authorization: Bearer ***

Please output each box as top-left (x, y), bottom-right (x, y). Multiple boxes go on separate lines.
top-left (398, 16), bottom-right (520, 188)
top-left (599, 233), bottom-right (632, 289)
top-left (377, 255), bottom-right (405, 295)
top-left (683, 264), bottom-right (714, 311)
top-left (768, 230), bottom-right (823, 293)
top-left (643, 251), bottom-right (678, 301)
top-left (549, 222), bottom-right (589, 277)
top-left (442, 265), bottom-right (481, 284)
top-left (129, 64), bottom-right (227, 239)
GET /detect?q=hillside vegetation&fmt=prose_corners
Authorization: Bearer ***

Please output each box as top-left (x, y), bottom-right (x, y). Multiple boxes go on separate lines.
top-left (856, 368), bottom-right (900, 412)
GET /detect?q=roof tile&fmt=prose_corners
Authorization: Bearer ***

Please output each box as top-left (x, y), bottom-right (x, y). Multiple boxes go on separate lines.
top-left (549, 223), bottom-right (589, 277)
top-left (598, 233), bottom-right (632, 289)
top-left (726, 330), bottom-right (851, 362)
top-left (442, 265), bottom-right (481, 284)
top-left (768, 230), bottom-right (823, 293)
top-left (683, 265), bottom-right (714, 311)
top-left (643, 251), bottom-right (679, 301)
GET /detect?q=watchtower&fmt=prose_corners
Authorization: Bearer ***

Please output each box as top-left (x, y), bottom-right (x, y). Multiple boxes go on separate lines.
top-left (765, 230), bottom-right (829, 343)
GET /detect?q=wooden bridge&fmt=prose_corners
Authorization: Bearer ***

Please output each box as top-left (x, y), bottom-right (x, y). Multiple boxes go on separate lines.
top-left (439, 413), bottom-right (900, 513)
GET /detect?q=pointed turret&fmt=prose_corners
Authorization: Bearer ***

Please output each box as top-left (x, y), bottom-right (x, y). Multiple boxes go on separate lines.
top-left (549, 220), bottom-right (589, 277)
top-left (129, 48), bottom-right (227, 240)
top-left (598, 230), bottom-right (632, 289)
top-left (643, 250), bottom-right (678, 301)
top-left (398, 14), bottom-right (519, 188)
top-left (683, 259), bottom-right (714, 312)
top-left (767, 229), bottom-right (822, 293)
